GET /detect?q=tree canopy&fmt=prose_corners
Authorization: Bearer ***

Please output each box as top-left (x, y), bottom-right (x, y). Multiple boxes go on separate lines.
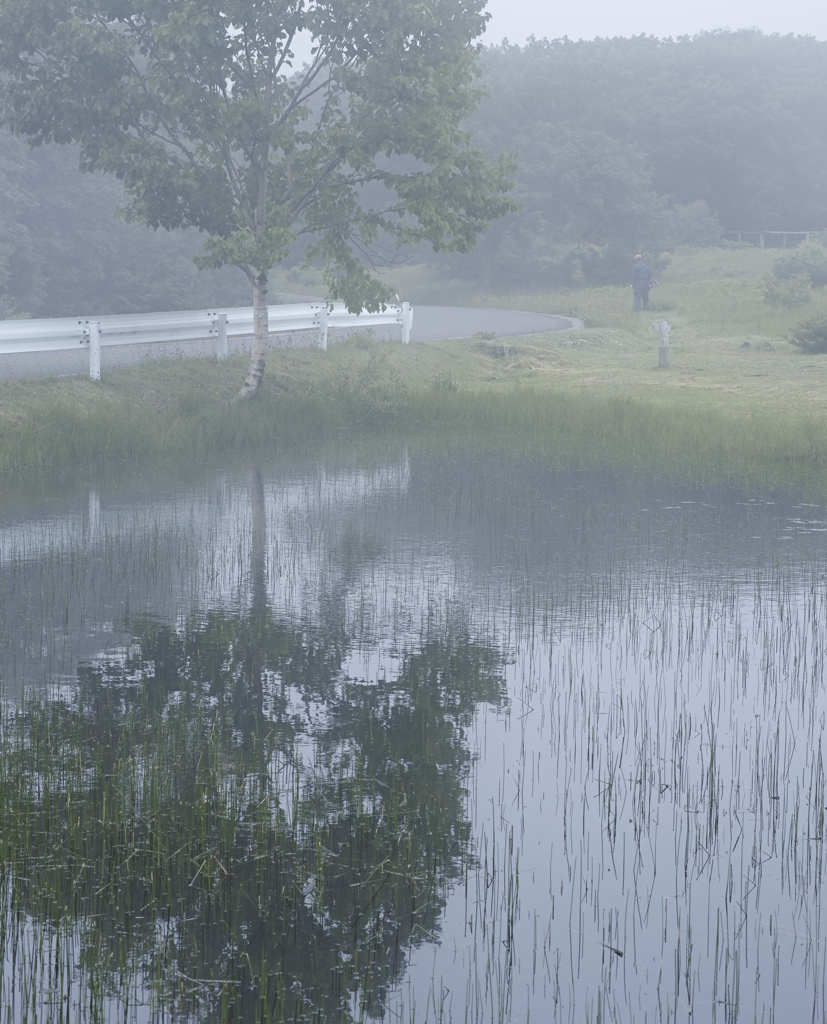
top-left (3, 28), bottom-right (827, 309)
top-left (452, 30), bottom-right (827, 286)
top-left (0, 0), bottom-right (514, 394)
top-left (0, 130), bottom-right (250, 318)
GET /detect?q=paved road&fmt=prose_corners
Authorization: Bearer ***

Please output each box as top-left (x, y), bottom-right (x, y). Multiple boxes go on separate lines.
top-left (410, 305), bottom-right (576, 341)
top-left (0, 305), bottom-right (578, 380)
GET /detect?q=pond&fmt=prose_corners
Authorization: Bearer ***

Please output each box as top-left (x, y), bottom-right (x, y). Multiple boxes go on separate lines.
top-left (0, 449), bottom-right (825, 1022)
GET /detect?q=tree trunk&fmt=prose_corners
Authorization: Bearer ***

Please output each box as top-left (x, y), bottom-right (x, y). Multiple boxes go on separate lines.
top-left (237, 270), bottom-right (269, 399)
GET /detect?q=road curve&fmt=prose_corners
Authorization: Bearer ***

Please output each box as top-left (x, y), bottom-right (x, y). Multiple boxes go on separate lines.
top-left (410, 305), bottom-right (578, 342)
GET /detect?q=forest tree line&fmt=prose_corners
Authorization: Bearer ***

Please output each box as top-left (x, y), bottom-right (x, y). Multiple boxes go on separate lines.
top-left (2, 28), bottom-right (826, 316)
top-left (456, 30), bottom-right (827, 287)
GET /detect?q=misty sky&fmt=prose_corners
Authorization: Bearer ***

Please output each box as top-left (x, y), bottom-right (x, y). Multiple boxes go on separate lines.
top-left (483, 0), bottom-right (827, 45)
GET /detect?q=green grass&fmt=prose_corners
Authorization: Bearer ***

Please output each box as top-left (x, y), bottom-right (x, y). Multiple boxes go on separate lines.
top-left (4, 245), bottom-right (827, 492)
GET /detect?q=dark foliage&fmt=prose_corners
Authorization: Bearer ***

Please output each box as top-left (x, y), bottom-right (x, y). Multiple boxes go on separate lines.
top-left (789, 313), bottom-right (827, 354)
top-left (449, 30), bottom-right (827, 286)
top-left (0, 132), bottom-right (250, 318)
top-left (3, 29), bottom-right (827, 306)
top-left (772, 240), bottom-right (827, 288)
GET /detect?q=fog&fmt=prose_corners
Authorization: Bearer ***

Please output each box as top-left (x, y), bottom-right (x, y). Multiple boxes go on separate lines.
top-left (2, 4), bottom-right (827, 1021)
top-left (483, 0), bottom-right (827, 45)
top-left (3, 8), bottom-right (827, 318)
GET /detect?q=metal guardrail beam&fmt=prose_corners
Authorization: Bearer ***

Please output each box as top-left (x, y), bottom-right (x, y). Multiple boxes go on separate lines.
top-left (723, 230), bottom-right (823, 248)
top-left (0, 300), bottom-right (415, 377)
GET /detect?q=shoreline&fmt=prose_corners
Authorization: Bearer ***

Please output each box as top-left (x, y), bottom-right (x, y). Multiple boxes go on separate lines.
top-left (4, 246), bottom-right (827, 495)
top-left (1, 335), bottom-right (826, 497)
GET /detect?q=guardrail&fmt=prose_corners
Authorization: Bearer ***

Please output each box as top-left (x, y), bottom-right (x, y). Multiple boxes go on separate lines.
top-left (0, 300), bottom-right (414, 379)
top-left (723, 230), bottom-right (823, 248)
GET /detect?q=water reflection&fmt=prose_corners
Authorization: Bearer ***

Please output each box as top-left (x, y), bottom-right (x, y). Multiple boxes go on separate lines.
top-left (1, 452), bottom-right (827, 1022)
top-left (3, 606), bottom-right (505, 1021)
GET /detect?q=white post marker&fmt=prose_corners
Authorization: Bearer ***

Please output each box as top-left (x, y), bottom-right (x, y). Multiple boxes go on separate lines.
top-left (653, 320), bottom-right (670, 368)
top-left (89, 321), bottom-right (101, 380)
top-left (401, 302), bottom-right (413, 344)
top-left (318, 304), bottom-right (328, 351)
top-left (217, 312), bottom-right (228, 360)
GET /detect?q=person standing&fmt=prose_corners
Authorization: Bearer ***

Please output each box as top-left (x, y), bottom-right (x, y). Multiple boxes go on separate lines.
top-left (631, 254), bottom-right (652, 311)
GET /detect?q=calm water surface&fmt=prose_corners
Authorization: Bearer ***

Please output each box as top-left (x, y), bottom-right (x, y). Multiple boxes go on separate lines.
top-left (1, 451), bottom-right (825, 1022)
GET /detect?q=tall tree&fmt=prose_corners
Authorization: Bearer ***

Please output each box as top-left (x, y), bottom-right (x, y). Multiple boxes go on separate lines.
top-left (453, 31), bottom-right (827, 287)
top-left (0, 0), bottom-right (513, 397)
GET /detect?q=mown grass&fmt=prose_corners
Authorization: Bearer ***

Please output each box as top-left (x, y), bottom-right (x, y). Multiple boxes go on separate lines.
top-left (3, 245), bottom-right (827, 492)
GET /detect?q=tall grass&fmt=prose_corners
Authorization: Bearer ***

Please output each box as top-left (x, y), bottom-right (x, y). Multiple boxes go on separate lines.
top-left (3, 460), bottom-right (827, 1020)
top-left (406, 389), bottom-right (827, 490)
top-left (3, 377), bottom-right (827, 496)
top-left (2, 448), bottom-right (827, 1020)
top-left (0, 619), bottom-right (505, 1023)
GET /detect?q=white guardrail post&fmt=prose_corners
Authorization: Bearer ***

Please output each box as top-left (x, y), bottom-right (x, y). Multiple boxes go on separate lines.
top-left (89, 321), bottom-right (101, 380)
top-left (317, 305), bottom-right (328, 351)
top-left (401, 302), bottom-right (413, 344)
top-left (217, 312), bottom-right (228, 360)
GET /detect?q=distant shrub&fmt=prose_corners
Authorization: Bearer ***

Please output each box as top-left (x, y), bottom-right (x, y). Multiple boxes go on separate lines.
top-left (344, 328), bottom-right (376, 350)
top-left (789, 312), bottom-right (827, 353)
top-left (429, 370), bottom-right (461, 392)
top-left (348, 352), bottom-right (408, 423)
top-left (772, 241), bottom-right (827, 288)
top-left (758, 272), bottom-right (811, 308)
top-left (306, 350), bottom-right (408, 424)
top-left (661, 200), bottom-right (722, 249)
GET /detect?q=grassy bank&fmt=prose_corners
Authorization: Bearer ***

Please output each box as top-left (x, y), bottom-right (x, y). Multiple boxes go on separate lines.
top-left (3, 245), bottom-right (827, 492)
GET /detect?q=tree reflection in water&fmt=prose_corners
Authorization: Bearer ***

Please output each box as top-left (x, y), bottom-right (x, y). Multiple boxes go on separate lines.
top-left (0, 471), bottom-right (506, 1022)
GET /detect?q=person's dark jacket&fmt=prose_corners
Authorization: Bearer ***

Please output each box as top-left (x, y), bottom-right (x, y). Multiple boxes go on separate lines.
top-left (632, 261), bottom-right (652, 288)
